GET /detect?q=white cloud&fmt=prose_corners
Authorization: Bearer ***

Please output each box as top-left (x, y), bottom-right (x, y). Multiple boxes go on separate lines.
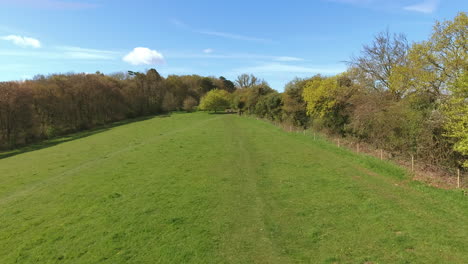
top-left (404, 0), bottom-right (439, 13)
top-left (123, 47), bottom-right (165, 65)
top-left (203, 48), bottom-right (214, 54)
top-left (1, 35), bottom-right (41, 48)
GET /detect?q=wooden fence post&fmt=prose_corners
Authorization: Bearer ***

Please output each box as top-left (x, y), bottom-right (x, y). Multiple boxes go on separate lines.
top-left (380, 149), bottom-right (383, 160)
top-left (458, 168), bottom-right (460, 189)
top-left (338, 139), bottom-right (340, 147)
top-left (411, 155), bottom-right (414, 172)
top-left (357, 143), bottom-right (360, 153)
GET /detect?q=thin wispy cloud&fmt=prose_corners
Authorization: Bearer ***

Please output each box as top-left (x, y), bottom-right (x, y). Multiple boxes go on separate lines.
top-left (328, 0), bottom-right (374, 4)
top-left (57, 46), bottom-right (119, 54)
top-left (1, 35), bottom-right (41, 48)
top-left (274, 56), bottom-right (304, 62)
top-left (158, 66), bottom-right (198, 75)
top-left (65, 52), bottom-right (113, 60)
top-left (203, 48), bottom-right (214, 54)
top-left (0, 25), bottom-right (30, 35)
top-left (196, 30), bottom-right (272, 43)
top-left (327, 0), bottom-right (440, 13)
top-left (171, 18), bottom-right (272, 43)
top-left (0, 45), bottom-right (121, 61)
top-left (170, 19), bottom-right (190, 29)
top-left (404, 0), bottom-right (439, 14)
top-left (165, 51), bottom-right (303, 62)
top-left (234, 63), bottom-right (346, 75)
top-left (0, 0), bottom-right (98, 9)
top-left (57, 46), bottom-right (120, 60)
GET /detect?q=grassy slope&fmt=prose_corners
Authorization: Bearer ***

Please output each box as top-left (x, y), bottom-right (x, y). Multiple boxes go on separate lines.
top-left (0, 113), bottom-right (466, 263)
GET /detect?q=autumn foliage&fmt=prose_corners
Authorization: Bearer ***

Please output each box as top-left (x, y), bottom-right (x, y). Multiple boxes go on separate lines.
top-left (0, 71), bottom-right (234, 149)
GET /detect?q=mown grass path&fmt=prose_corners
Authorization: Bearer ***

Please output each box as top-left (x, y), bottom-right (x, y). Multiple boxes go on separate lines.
top-left (0, 113), bottom-right (466, 263)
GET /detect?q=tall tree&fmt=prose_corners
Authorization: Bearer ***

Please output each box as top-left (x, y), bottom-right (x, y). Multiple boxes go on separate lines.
top-left (235, 74), bottom-right (262, 89)
top-left (0, 82), bottom-right (34, 147)
top-left (282, 78), bottom-right (309, 127)
top-left (199, 89), bottom-right (231, 113)
top-left (219, 76), bottom-right (236, 92)
top-left (444, 72), bottom-right (468, 167)
top-left (255, 92), bottom-right (283, 121)
top-left (302, 74), bottom-right (354, 133)
top-left (397, 12), bottom-right (468, 98)
top-left (350, 30), bottom-right (409, 97)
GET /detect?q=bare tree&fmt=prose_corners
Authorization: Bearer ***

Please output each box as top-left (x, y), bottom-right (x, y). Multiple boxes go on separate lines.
top-left (349, 30), bottom-right (409, 91)
top-left (235, 74), bottom-right (262, 89)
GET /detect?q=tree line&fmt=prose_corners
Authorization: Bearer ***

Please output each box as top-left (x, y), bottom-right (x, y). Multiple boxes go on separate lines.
top-left (1, 12), bottom-right (466, 169)
top-left (0, 71), bottom-right (234, 148)
top-left (200, 12), bottom-right (467, 169)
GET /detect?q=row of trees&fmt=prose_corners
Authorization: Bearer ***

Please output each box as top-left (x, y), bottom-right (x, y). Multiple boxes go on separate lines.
top-left (301, 12), bottom-right (467, 168)
top-left (198, 13), bottom-right (467, 168)
top-left (1, 12), bottom-right (466, 169)
top-left (0, 71), bottom-right (235, 148)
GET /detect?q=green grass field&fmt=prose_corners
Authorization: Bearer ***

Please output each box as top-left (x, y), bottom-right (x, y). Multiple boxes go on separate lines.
top-left (0, 113), bottom-right (467, 263)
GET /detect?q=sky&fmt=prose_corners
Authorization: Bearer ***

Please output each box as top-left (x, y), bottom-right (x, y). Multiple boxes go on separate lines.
top-left (0, 0), bottom-right (466, 91)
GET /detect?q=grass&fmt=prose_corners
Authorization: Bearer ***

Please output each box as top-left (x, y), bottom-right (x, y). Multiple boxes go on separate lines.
top-left (0, 112), bottom-right (466, 263)
top-left (0, 115), bottom-right (156, 160)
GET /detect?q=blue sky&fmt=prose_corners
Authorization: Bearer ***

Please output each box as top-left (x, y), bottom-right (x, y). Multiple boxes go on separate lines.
top-left (0, 0), bottom-right (466, 91)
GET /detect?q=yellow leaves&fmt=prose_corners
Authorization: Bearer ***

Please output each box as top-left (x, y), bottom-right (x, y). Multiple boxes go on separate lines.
top-left (388, 64), bottom-right (411, 97)
top-left (389, 12), bottom-right (468, 98)
top-left (302, 76), bottom-right (340, 118)
top-left (444, 72), bottom-right (468, 167)
top-left (199, 89), bottom-right (231, 112)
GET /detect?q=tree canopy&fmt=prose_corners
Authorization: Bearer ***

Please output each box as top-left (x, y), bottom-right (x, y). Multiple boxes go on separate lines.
top-left (199, 89), bottom-right (231, 112)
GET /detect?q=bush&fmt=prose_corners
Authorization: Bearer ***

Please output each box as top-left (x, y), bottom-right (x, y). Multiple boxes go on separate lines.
top-left (199, 89), bottom-right (231, 112)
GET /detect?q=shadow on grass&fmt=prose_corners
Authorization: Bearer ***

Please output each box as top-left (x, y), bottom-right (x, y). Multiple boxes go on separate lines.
top-left (0, 115), bottom-right (162, 160)
top-left (207, 112), bottom-right (238, 115)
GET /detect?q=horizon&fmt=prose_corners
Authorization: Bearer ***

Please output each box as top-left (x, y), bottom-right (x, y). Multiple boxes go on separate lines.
top-left (0, 0), bottom-right (466, 91)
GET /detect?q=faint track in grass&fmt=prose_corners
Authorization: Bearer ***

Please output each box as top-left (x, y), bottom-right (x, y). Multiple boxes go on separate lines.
top-left (0, 115), bottom-right (222, 206)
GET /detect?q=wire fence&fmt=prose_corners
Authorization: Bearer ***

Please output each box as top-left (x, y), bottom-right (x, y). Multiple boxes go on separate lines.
top-left (248, 115), bottom-right (466, 190)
